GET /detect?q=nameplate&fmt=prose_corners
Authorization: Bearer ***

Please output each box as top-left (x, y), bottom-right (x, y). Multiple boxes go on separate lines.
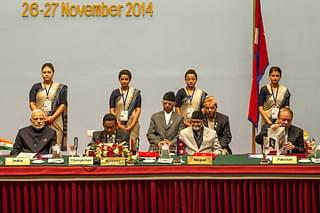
top-left (68, 157), bottom-right (93, 165)
top-left (187, 156), bottom-right (212, 165)
top-left (272, 156), bottom-right (297, 164)
top-left (5, 157), bottom-right (30, 166)
top-left (100, 157), bottom-right (126, 166)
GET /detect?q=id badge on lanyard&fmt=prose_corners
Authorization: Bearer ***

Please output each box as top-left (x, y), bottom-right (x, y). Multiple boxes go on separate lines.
top-left (43, 83), bottom-right (53, 112)
top-left (271, 85), bottom-right (279, 120)
top-left (43, 99), bottom-right (52, 112)
top-left (120, 89), bottom-right (129, 122)
top-left (120, 110), bottom-right (129, 122)
top-left (271, 107), bottom-right (279, 120)
top-left (186, 88), bottom-right (195, 119)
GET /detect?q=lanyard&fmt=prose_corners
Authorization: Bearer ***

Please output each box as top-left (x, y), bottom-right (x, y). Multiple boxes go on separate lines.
top-left (270, 84), bottom-right (279, 106)
top-left (121, 88), bottom-right (129, 110)
top-left (186, 88), bottom-right (195, 104)
top-left (44, 82), bottom-right (53, 99)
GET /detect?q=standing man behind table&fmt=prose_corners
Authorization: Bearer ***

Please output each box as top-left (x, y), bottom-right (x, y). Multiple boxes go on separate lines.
top-left (203, 96), bottom-right (232, 154)
top-left (11, 109), bottom-right (57, 157)
top-left (147, 91), bottom-right (184, 153)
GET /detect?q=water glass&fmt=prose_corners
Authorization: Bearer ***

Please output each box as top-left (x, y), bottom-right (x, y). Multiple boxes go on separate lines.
top-left (69, 144), bottom-right (76, 157)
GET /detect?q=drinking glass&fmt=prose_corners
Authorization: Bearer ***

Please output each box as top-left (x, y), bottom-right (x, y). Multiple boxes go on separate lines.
top-left (263, 136), bottom-right (270, 156)
top-left (52, 144), bottom-right (61, 158)
top-left (69, 144), bottom-right (76, 157)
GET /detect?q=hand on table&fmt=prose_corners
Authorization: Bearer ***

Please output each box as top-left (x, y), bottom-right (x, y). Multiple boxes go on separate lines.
top-left (158, 139), bottom-right (171, 147)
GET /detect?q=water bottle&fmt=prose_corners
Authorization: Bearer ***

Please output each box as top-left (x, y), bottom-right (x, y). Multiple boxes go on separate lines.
top-left (315, 144), bottom-right (320, 159)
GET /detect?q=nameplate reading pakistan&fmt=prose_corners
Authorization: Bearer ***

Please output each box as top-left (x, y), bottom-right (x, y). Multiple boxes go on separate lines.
top-left (187, 156), bottom-right (212, 165)
top-left (68, 157), bottom-right (93, 165)
top-left (5, 157), bottom-right (30, 166)
top-left (272, 156), bottom-right (297, 165)
top-left (100, 157), bottom-right (126, 166)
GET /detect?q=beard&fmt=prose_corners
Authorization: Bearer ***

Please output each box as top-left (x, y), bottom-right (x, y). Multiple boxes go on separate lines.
top-left (192, 126), bottom-right (201, 132)
top-left (32, 124), bottom-right (45, 130)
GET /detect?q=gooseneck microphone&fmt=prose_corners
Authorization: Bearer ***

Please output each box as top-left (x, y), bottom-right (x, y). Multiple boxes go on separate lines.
top-left (74, 137), bottom-right (79, 155)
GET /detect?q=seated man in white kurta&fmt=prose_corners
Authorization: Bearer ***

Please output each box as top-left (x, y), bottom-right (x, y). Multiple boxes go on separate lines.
top-left (179, 111), bottom-right (223, 155)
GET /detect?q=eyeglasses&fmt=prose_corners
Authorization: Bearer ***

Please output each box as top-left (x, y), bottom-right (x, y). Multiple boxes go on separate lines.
top-left (279, 118), bottom-right (292, 122)
top-left (191, 120), bottom-right (203, 124)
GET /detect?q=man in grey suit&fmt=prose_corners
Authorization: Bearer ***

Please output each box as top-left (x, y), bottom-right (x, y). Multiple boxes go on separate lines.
top-left (203, 96), bottom-right (232, 154)
top-left (179, 111), bottom-right (224, 155)
top-left (147, 91), bottom-right (184, 152)
top-left (89, 113), bottom-right (130, 146)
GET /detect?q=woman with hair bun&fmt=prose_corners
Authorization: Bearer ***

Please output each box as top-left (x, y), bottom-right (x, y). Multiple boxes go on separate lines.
top-left (29, 63), bottom-right (68, 150)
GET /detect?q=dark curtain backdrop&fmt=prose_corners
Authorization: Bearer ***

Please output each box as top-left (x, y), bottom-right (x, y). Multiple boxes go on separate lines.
top-left (1, 179), bottom-right (319, 213)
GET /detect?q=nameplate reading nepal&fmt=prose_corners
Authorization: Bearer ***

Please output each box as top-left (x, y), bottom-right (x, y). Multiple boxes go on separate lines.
top-left (187, 156), bottom-right (212, 165)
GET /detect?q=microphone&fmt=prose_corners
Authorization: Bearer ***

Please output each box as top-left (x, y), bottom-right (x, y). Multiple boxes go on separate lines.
top-left (74, 137), bottom-right (79, 155)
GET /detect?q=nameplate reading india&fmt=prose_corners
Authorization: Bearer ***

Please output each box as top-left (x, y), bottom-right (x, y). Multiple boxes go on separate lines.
top-left (68, 157), bottom-right (94, 165)
top-left (187, 156), bottom-right (212, 165)
top-left (100, 157), bottom-right (126, 166)
top-left (272, 156), bottom-right (297, 165)
top-left (5, 157), bottom-right (30, 166)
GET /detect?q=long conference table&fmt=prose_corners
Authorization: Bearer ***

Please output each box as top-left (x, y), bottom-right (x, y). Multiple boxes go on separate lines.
top-left (0, 154), bottom-right (319, 213)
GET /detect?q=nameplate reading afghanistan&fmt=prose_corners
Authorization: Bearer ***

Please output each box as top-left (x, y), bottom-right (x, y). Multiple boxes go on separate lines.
top-left (187, 156), bottom-right (212, 165)
top-left (5, 157), bottom-right (31, 166)
top-left (100, 157), bottom-right (126, 166)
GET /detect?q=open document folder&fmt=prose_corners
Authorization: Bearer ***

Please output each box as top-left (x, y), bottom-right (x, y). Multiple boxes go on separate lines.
top-left (267, 126), bottom-right (286, 154)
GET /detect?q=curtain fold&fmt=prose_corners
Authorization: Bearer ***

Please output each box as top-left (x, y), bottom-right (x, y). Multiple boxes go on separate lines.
top-left (0, 180), bottom-right (319, 213)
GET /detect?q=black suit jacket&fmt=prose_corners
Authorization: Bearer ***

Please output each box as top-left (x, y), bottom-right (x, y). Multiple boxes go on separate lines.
top-left (255, 124), bottom-right (304, 153)
top-left (90, 129), bottom-right (130, 147)
top-left (11, 125), bottom-right (57, 157)
top-left (204, 112), bottom-right (232, 154)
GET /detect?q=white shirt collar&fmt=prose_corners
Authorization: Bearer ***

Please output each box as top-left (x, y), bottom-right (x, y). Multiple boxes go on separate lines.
top-left (164, 111), bottom-right (173, 125)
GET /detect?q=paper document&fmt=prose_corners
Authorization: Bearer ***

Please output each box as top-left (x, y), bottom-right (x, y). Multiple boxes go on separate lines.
top-left (268, 126), bottom-right (286, 154)
top-left (17, 152), bottom-right (36, 159)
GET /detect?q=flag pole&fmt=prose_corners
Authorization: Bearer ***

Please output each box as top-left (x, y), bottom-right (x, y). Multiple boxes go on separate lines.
top-left (249, 0), bottom-right (268, 154)
top-left (251, 0), bottom-right (257, 154)
top-left (251, 125), bottom-right (256, 154)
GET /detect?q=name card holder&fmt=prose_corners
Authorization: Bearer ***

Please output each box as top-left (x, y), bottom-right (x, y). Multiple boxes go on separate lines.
top-left (100, 157), bottom-right (126, 166)
top-left (5, 157), bottom-right (30, 166)
top-left (272, 156), bottom-right (297, 164)
top-left (187, 156), bottom-right (212, 165)
top-left (68, 157), bottom-right (94, 165)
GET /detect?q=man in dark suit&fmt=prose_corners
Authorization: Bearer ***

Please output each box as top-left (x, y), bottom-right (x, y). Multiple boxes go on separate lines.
top-left (11, 109), bottom-right (57, 156)
top-left (89, 113), bottom-right (130, 146)
top-left (256, 107), bottom-right (304, 153)
top-left (147, 91), bottom-right (184, 152)
top-left (203, 96), bottom-right (232, 154)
